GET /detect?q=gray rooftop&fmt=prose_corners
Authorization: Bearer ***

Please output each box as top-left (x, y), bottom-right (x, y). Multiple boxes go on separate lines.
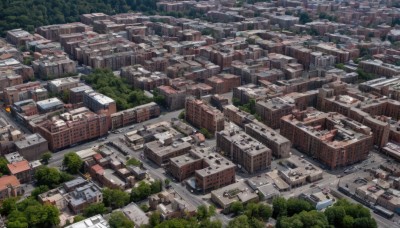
top-left (15, 133), bottom-right (47, 149)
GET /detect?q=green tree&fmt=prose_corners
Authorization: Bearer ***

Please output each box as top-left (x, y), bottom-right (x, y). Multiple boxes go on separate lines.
top-left (150, 179), bottom-right (162, 194)
top-left (61, 90), bottom-right (70, 103)
top-left (335, 63), bottom-right (345, 70)
top-left (73, 215), bottom-right (86, 223)
top-left (149, 211), bottom-right (161, 227)
top-left (228, 215), bottom-right (250, 228)
top-left (178, 111), bottom-right (185, 119)
top-left (109, 211), bottom-right (135, 228)
top-left (164, 179), bottom-right (170, 186)
top-left (140, 204), bottom-right (149, 212)
top-left (103, 188), bottom-right (130, 209)
top-left (131, 181), bottom-right (151, 202)
top-left (257, 203), bottom-right (273, 221)
top-left (286, 198), bottom-right (313, 216)
top-left (0, 157), bottom-right (9, 175)
top-left (342, 215), bottom-right (354, 228)
top-left (9, 198), bottom-right (60, 227)
top-left (83, 203), bottom-right (107, 217)
top-left (273, 197), bottom-right (288, 218)
top-left (299, 12), bottom-right (312, 24)
top-left (31, 185), bottom-right (49, 200)
top-left (200, 128), bottom-right (212, 139)
top-left (230, 201), bottom-right (244, 216)
top-left (41, 152), bottom-right (52, 164)
top-left (126, 158), bottom-right (142, 167)
top-left (324, 206), bottom-right (346, 227)
top-left (82, 69), bottom-right (153, 111)
top-left (153, 90), bottom-right (166, 108)
top-left (34, 166), bottom-right (61, 188)
top-left (1, 197), bottom-right (17, 215)
top-left (63, 152), bottom-right (83, 174)
top-left (197, 205), bottom-right (216, 220)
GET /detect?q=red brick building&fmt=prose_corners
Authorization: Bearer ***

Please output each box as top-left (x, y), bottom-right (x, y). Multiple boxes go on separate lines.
top-left (36, 107), bottom-right (109, 151)
top-left (280, 109), bottom-right (373, 169)
top-left (185, 98), bottom-right (224, 134)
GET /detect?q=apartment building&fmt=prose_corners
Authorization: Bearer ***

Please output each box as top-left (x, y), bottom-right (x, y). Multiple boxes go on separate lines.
top-left (69, 85), bottom-right (93, 104)
top-left (280, 109), bottom-right (373, 169)
top-left (245, 121), bottom-right (291, 158)
top-left (32, 53), bottom-right (77, 79)
top-left (36, 22), bottom-right (92, 41)
top-left (167, 147), bottom-right (236, 191)
top-left (83, 90), bottom-right (117, 116)
top-left (205, 74), bottom-right (241, 94)
top-left (35, 107), bottom-right (109, 151)
top-left (193, 147), bottom-right (236, 194)
top-left (3, 82), bottom-right (48, 105)
top-left (0, 72), bottom-right (23, 95)
top-left (47, 77), bottom-right (81, 93)
top-left (185, 98), bottom-right (224, 134)
top-left (256, 97), bottom-right (296, 129)
top-left (359, 60), bottom-right (400, 77)
top-left (110, 102), bottom-right (160, 129)
top-left (217, 127), bottom-right (272, 174)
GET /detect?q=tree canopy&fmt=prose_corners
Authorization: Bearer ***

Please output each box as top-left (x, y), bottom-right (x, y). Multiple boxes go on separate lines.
top-left (34, 166), bottom-right (73, 188)
top-left (130, 180), bottom-right (163, 202)
top-left (82, 69), bottom-right (153, 110)
top-left (109, 211), bottom-right (135, 228)
top-left (4, 197), bottom-right (60, 228)
top-left (83, 202), bottom-right (107, 217)
top-left (63, 152), bottom-right (83, 174)
top-left (102, 188), bottom-right (130, 209)
top-left (0, 0), bottom-right (158, 36)
top-left (275, 198), bottom-right (377, 228)
top-left (0, 157), bottom-right (10, 176)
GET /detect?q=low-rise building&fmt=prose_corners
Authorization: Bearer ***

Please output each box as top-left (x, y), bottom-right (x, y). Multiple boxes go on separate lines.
top-left (144, 141), bottom-right (192, 166)
top-left (39, 177), bottom-right (103, 214)
top-left (0, 175), bottom-right (23, 200)
top-left (278, 156), bottom-right (323, 188)
top-left (211, 180), bottom-right (258, 212)
top-left (14, 133), bottom-right (48, 161)
top-left (36, 98), bottom-right (64, 114)
top-left (65, 215), bottom-right (109, 228)
top-left (121, 203), bottom-right (149, 226)
top-left (7, 160), bottom-right (32, 183)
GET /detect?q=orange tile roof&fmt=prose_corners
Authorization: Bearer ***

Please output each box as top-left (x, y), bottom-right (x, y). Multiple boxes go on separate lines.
top-left (195, 133), bottom-right (206, 142)
top-left (0, 175), bottom-right (20, 190)
top-left (93, 154), bottom-right (103, 161)
top-left (91, 164), bottom-right (104, 175)
top-left (7, 160), bottom-right (30, 174)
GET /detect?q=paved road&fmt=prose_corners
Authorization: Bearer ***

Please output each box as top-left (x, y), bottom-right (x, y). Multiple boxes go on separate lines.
top-left (289, 148), bottom-right (399, 228)
top-left (48, 109), bottom-right (183, 168)
top-left (0, 108), bottom-right (30, 134)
